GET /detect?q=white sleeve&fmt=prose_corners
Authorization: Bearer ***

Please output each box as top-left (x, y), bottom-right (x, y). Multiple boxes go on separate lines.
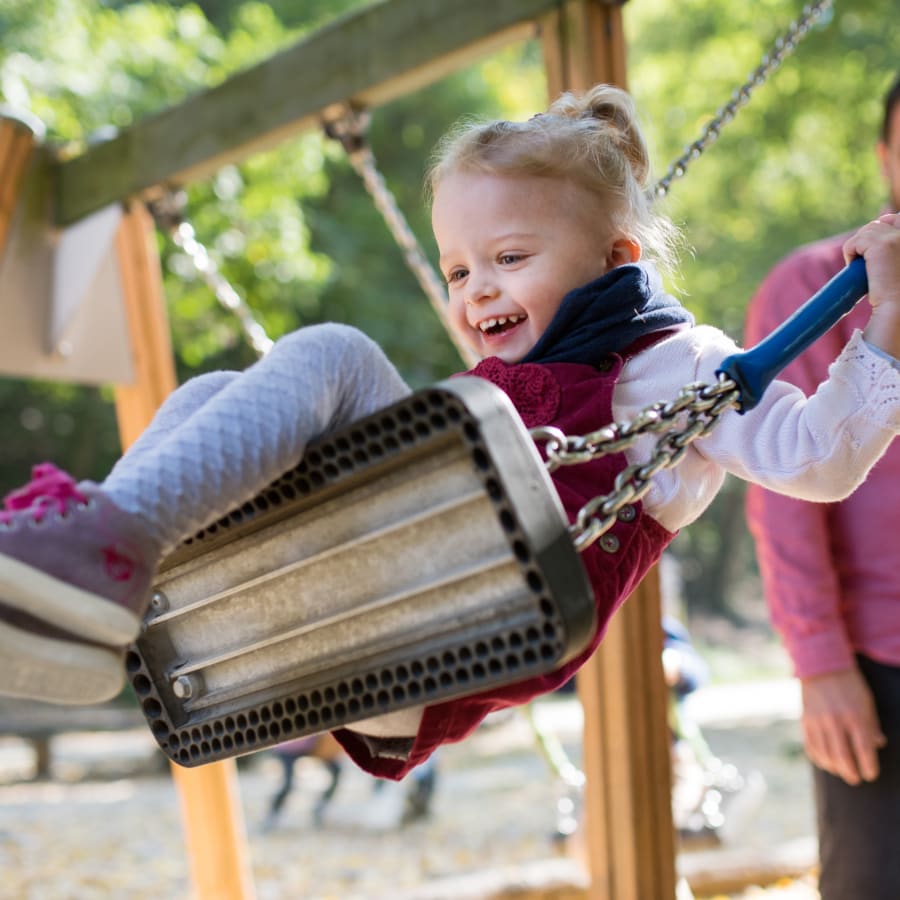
top-left (614, 326), bottom-right (900, 531)
top-left (694, 328), bottom-right (900, 499)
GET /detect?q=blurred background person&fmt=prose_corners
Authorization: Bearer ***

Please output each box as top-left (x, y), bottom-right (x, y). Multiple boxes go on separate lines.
top-left (744, 72), bottom-right (900, 900)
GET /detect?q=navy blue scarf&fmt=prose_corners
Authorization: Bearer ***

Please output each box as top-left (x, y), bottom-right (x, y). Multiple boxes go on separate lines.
top-left (521, 263), bottom-right (694, 367)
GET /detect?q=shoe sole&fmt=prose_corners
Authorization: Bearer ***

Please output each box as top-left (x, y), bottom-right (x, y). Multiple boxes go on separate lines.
top-left (0, 553), bottom-right (141, 646)
top-left (0, 618), bottom-right (124, 704)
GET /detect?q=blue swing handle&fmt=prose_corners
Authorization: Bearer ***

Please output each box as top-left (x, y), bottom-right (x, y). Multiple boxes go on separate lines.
top-left (717, 255), bottom-right (869, 413)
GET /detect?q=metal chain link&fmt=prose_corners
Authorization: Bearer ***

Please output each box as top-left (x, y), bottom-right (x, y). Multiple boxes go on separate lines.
top-left (149, 191), bottom-right (275, 358)
top-left (323, 106), bottom-right (480, 368)
top-left (532, 375), bottom-right (741, 552)
top-left (653, 0), bottom-right (833, 198)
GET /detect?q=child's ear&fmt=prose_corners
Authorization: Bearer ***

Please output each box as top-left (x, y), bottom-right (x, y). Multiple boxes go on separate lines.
top-left (606, 237), bottom-right (642, 269)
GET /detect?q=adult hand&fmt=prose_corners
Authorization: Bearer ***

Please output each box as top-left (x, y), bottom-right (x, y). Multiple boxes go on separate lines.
top-left (800, 667), bottom-right (887, 785)
top-left (851, 212), bottom-right (900, 359)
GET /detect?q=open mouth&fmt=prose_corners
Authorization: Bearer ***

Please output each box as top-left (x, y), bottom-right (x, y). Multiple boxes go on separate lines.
top-left (478, 314), bottom-right (526, 336)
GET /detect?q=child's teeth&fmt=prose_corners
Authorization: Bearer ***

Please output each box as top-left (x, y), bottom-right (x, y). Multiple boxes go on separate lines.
top-left (479, 314), bottom-right (524, 333)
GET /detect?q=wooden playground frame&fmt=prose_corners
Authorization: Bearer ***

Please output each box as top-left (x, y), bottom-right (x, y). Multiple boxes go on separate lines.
top-left (0, 1), bottom-right (677, 897)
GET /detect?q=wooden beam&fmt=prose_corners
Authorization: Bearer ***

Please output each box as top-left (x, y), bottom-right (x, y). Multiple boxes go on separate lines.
top-left (112, 204), bottom-right (256, 900)
top-left (541, 0), bottom-right (628, 100)
top-left (578, 566), bottom-right (675, 900)
top-left (0, 110), bottom-right (44, 263)
top-left (53, 0), bottom-right (566, 226)
top-left (540, 4), bottom-right (677, 900)
top-left (171, 762), bottom-right (257, 900)
top-left (112, 203), bottom-right (178, 444)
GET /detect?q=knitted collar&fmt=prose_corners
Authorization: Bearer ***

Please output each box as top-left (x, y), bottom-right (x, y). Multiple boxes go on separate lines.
top-left (521, 262), bottom-right (694, 367)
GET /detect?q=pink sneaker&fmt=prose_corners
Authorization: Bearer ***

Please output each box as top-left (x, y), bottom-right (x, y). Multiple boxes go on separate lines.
top-left (0, 464), bottom-right (159, 703)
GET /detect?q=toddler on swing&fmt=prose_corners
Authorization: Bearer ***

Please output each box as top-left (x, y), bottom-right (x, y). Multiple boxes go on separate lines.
top-left (2, 85), bottom-right (899, 780)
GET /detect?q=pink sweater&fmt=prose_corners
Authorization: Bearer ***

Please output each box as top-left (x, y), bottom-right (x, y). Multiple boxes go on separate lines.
top-left (745, 232), bottom-right (900, 678)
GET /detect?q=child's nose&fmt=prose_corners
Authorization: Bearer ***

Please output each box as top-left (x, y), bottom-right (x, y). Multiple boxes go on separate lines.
top-left (465, 273), bottom-right (499, 305)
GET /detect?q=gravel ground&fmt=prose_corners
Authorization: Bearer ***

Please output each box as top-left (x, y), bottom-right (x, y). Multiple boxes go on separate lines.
top-left (0, 686), bottom-right (819, 900)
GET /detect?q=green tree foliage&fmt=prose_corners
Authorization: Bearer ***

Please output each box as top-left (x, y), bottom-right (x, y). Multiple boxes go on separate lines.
top-left (628, 0), bottom-right (896, 331)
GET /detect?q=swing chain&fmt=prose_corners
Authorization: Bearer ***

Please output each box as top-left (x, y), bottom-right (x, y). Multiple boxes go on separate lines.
top-left (532, 374), bottom-right (741, 552)
top-left (322, 104), bottom-right (480, 368)
top-left (654, 0), bottom-right (833, 198)
top-left (148, 190), bottom-right (275, 358)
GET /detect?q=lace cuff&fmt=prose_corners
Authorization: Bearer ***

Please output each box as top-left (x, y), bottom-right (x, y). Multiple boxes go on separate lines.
top-left (831, 330), bottom-right (900, 429)
top-left (862, 337), bottom-right (900, 371)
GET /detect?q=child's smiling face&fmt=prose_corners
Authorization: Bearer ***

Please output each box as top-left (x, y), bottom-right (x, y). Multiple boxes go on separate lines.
top-left (432, 171), bottom-right (636, 363)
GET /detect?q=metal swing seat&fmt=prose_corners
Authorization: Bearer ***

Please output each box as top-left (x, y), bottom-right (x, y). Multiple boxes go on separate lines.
top-left (127, 257), bottom-right (868, 768)
top-left (128, 376), bottom-right (595, 767)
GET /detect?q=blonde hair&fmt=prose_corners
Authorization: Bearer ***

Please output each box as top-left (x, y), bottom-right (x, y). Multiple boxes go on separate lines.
top-left (427, 84), bottom-right (680, 274)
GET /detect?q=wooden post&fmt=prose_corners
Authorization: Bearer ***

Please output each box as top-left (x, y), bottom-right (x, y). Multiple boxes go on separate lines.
top-left (113, 203), bottom-right (256, 900)
top-left (0, 109), bottom-right (44, 264)
top-left (540, 4), bottom-right (678, 899)
top-left (112, 204), bottom-right (179, 445)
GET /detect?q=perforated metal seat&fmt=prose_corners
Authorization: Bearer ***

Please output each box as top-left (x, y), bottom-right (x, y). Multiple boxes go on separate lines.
top-left (127, 377), bottom-right (595, 767)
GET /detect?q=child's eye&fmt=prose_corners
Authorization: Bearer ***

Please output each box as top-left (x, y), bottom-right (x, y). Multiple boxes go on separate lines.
top-left (446, 268), bottom-right (468, 284)
top-left (498, 253), bottom-right (524, 265)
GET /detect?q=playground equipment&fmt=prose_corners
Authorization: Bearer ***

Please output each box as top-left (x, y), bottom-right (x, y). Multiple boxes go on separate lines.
top-left (128, 255), bottom-right (866, 768)
top-left (0, 1), bottom-right (843, 898)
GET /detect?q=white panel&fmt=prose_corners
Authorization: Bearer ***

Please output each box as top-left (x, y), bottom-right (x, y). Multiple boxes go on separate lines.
top-left (0, 161), bottom-right (135, 386)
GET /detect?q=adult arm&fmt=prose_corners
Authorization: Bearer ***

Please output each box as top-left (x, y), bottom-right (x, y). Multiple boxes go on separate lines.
top-left (743, 250), bottom-right (855, 678)
top-left (744, 247), bottom-right (886, 784)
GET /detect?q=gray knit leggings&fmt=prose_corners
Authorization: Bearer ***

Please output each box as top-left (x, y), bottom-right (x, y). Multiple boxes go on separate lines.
top-left (103, 324), bottom-right (411, 555)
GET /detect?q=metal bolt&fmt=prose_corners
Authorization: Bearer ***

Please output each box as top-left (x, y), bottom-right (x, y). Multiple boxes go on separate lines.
top-left (172, 675), bottom-right (194, 700)
top-left (149, 590), bottom-right (169, 613)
